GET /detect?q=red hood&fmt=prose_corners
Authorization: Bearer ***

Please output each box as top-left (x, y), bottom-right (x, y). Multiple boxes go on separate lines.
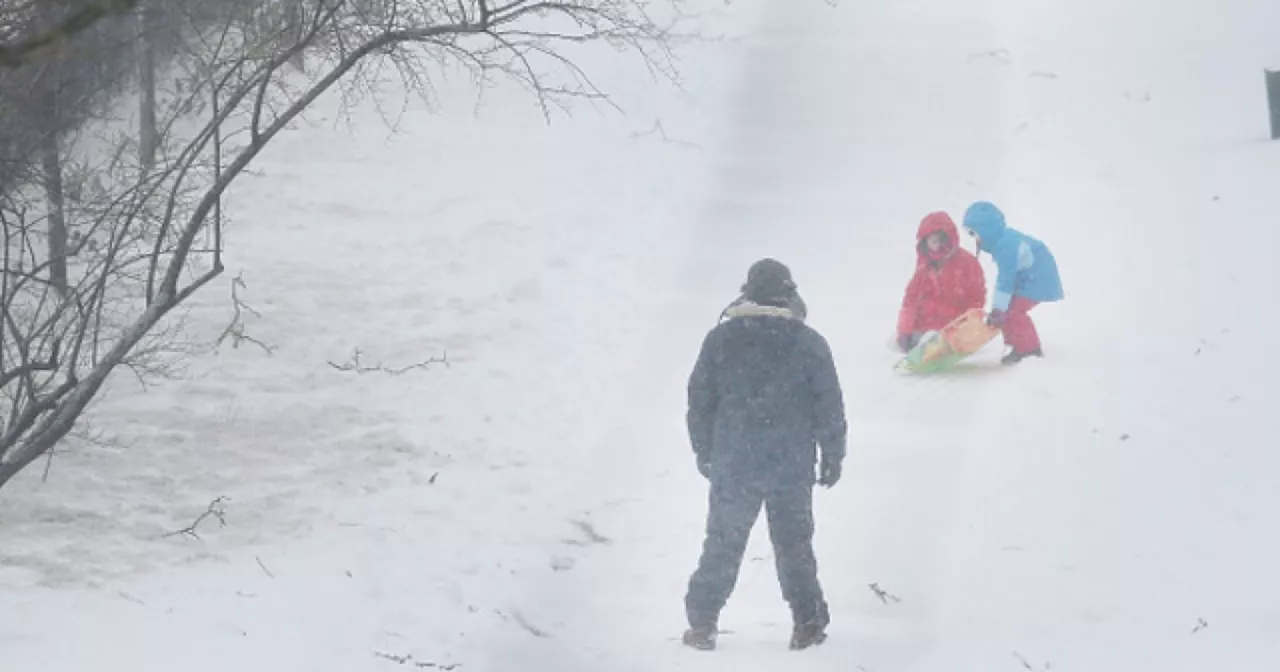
top-left (916, 211), bottom-right (959, 257)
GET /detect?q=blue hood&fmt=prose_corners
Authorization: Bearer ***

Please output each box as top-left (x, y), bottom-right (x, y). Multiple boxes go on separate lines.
top-left (961, 201), bottom-right (1066, 308)
top-left (963, 201), bottom-right (1007, 248)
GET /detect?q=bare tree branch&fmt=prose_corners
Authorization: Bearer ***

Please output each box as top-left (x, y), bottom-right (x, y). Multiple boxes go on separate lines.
top-left (328, 347), bottom-right (448, 375)
top-left (0, 0), bottom-right (690, 492)
top-left (162, 495), bottom-right (228, 540)
top-left (373, 651), bottom-right (461, 670)
top-left (215, 271), bottom-right (273, 355)
top-left (868, 582), bottom-right (901, 605)
top-left (0, 340), bottom-right (58, 388)
top-left (509, 609), bottom-right (551, 638)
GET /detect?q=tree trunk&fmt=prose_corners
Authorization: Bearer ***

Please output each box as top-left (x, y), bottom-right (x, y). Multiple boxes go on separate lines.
top-left (41, 132), bottom-right (68, 298)
top-left (39, 101), bottom-right (68, 299)
top-left (285, 1), bottom-right (306, 72)
top-left (28, 2), bottom-right (70, 298)
top-left (137, 3), bottom-right (159, 169)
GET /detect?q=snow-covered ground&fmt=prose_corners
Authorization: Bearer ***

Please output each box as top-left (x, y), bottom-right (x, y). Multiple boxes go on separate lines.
top-left (5, 0), bottom-right (1280, 669)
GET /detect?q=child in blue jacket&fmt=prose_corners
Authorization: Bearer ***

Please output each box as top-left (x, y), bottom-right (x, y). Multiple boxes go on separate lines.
top-left (962, 201), bottom-right (1064, 365)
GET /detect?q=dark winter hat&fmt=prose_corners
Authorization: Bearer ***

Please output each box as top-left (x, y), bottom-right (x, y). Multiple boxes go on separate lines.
top-left (741, 258), bottom-right (797, 303)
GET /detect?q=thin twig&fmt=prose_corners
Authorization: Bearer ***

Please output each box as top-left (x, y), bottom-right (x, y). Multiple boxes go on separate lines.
top-left (569, 519), bottom-right (610, 545)
top-left (510, 610), bottom-right (551, 638)
top-left (327, 348), bottom-right (448, 375)
top-left (372, 651), bottom-right (462, 669)
top-left (1012, 652), bottom-right (1050, 671)
top-left (628, 119), bottom-right (701, 149)
top-left (215, 273), bottom-right (274, 355)
top-left (40, 443), bottom-right (60, 482)
top-left (868, 582), bottom-right (901, 605)
top-left (163, 496), bottom-right (229, 540)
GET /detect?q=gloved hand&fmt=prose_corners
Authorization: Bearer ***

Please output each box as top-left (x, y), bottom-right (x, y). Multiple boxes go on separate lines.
top-left (986, 310), bottom-right (1007, 327)
top-left (696, 454), bottom-right (712, 480)
top-left (817, 456), bottom-right (842, 488)
top-left (897, 332), bottom-right (919, 352)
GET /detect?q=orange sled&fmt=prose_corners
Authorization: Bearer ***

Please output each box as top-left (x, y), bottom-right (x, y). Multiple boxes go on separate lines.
top-left (894, 308), bottom-right (1000, 374)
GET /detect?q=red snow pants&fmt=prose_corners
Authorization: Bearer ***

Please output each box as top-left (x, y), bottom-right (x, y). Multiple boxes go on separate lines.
top-left (1003, 296), bottom-right (1041, 353)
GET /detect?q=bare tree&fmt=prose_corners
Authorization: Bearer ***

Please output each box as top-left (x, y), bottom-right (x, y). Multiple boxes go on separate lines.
top-left (0, 0), bottom-right (684, 489)
top-left (0, 3), bottom-right (136, 298)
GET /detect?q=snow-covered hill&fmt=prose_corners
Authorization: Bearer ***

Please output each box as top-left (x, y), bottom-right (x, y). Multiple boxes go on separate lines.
top-left (4, 0), bottom-right (1280, 670)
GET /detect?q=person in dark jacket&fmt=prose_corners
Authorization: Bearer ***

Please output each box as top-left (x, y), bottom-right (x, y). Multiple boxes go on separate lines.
top-left (718, 265), bottom-right (808, 323)
top-left (682, 258), bottom-right (848, 652)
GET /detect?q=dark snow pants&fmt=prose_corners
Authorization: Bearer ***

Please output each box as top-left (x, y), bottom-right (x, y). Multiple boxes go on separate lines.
top-left (685, 477), bottom-right (829, 628)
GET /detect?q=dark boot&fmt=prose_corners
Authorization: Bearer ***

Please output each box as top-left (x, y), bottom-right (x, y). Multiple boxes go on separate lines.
top-left (765, 482), bottom-right (830, 650)
top-left (682, 625), bottom-right (717, 651)
top-left (1001, 347), bottom-right (1043, 365)
top-left (789, 620), bottom-right (828, 650)
top-left (685, 481), bottom-right (766, 650)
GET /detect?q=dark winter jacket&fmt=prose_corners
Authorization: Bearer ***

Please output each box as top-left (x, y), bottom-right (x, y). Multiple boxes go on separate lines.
top-left (687, 307), bottom-right (847, 485)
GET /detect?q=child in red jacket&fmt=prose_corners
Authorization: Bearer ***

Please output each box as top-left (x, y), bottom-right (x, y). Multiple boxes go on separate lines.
top-left (896, 211), bottom-right (987, 352)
